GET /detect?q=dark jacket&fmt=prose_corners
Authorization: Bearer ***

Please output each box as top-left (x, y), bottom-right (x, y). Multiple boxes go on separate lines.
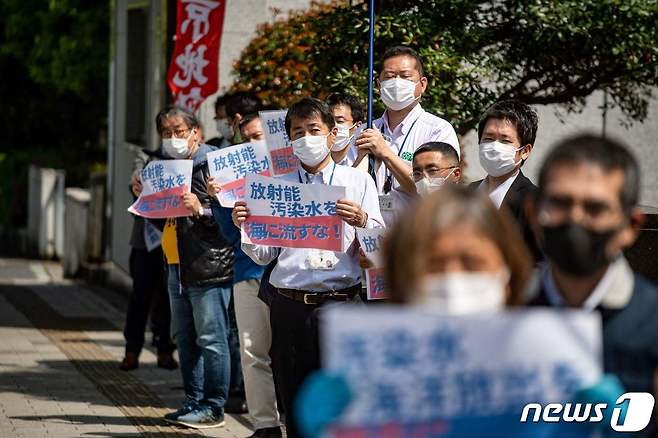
top-left (174, 144), bottom-right (234, 288)
top-left (469, 171), bottom-right (542, 261)
top-left (210, 203), bottom-right (264, 285)
top-left (527, 269), bottom-right (658, 437)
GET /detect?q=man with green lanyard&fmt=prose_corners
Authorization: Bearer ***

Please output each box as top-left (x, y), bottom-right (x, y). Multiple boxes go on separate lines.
top-left (355, 45), bottom-right (460, 226)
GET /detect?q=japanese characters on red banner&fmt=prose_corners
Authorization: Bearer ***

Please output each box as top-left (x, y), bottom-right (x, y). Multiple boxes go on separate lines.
top-left (128, 160), bottom-right (193, 219)
top-left (241, 174), bottom-right (346, 251)
top-left (356, 228), bottom-right (389, 300)
top-left (260, 110), bottom-right (299, 175)
top-left (167, 0), bottom-right (227, 111)
top-left (207, 141), bottom-right (271, 207)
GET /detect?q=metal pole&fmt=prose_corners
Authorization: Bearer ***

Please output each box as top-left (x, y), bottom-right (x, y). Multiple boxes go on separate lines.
top-left (367, 0), bottom-right (375, 129)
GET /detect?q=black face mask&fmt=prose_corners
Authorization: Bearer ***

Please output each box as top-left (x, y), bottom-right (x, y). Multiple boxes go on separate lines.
top-left (541, 221), bottom-right (619, 276)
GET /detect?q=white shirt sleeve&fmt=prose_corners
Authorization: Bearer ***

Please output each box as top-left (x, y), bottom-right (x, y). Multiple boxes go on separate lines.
top-left (433, 123), bottom-right (460, 156)
top-left (240, 242), bottom-right (280, 266)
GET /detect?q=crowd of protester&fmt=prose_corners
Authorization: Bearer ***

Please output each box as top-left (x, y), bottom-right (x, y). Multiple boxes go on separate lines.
top-left (125, 45), bottom-right (658, 438)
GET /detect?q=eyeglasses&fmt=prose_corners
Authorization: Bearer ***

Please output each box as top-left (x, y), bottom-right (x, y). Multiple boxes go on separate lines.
top-left (412, 166), bottom-right (457, 181)
top-left (161, 127), bottom-right (192, 139)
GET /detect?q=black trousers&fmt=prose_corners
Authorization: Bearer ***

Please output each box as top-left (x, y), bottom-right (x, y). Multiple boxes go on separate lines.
top-left (123, 247), bottom-right (175, 355)
top-left (269, 291), bottom-right (322, 438)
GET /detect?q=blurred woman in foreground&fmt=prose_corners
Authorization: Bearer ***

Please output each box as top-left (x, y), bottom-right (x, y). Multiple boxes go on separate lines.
top-left (384, 184), bottom-right (532, 311)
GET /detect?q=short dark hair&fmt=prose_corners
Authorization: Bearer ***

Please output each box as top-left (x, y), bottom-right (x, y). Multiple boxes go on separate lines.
top-left (381, 46), bottom-right (424, 77)
top-left (214, 93), bottom-right (231, 111)
top-left (225, 92), bottom-right (262, 119)
top-left (538, 134), bottom-right (640, 212)
top-left (413, 142), bottom-right (459, 167)
top-left (238, 112), bottom-right (260, 130)
top-left (325, 93), bottom-right (365, 123)
top-left (285, 97), bottom-right (336, 137)
top-left (155, 105), bottom-right (199, 133)
top-left (477, 99), bottom-right (538, 147)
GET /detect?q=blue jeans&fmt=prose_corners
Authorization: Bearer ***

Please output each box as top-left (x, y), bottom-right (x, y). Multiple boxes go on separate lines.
top-left (168, 265), bottom-right (231, 413)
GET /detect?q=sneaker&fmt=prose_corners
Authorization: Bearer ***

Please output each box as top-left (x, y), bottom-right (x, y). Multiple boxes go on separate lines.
top-left (176, 406), bottom-right (225, 429)
top-left (164, 400), bottom-right (198, 424)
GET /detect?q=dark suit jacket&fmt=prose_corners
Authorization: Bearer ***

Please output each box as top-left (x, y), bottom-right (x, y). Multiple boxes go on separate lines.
top-left (469, 171), bottom-right (542, 262)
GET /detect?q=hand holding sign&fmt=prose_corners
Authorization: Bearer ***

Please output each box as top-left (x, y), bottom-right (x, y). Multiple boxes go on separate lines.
top-left (128, 160), bottom-right (193, 219)
top-left (336, 199), bottom-right (368, 228)
top-left (232, 200), bottom-right (250, 229)
top-left (207, 176), bottom-right (221, 197)
top-left (181, 192), bottom-right (202, 215)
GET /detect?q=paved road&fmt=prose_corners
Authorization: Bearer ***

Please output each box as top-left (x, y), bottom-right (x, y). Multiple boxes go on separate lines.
top-left (0, 258), bottom-right (255, 438)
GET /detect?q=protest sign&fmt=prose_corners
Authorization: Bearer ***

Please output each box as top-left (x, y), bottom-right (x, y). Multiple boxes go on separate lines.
top-left (128, 160), bottom-right (193, 219)
top-left (143, 220), bottom-right (163, 251)
top-left (241, 174), bottom-right (346, 251)
top-left (207, 141), bottom-right (271, 207)
top-left (356, 228), bottom-right (388, 300)
top-left (260, 110), bottom-right (298, 175)
top-left (322, 307), bottom-right (602, 437)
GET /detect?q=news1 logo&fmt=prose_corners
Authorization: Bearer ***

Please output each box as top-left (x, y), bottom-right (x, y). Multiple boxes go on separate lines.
top-left (520, 393), bottom-right (655, 432)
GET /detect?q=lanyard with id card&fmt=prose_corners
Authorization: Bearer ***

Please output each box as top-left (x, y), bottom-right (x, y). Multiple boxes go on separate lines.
top-left (382, 117), bottom-right (420, 194)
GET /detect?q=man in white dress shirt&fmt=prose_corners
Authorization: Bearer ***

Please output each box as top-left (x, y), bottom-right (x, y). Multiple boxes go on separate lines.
top-left (232, 98), bottom-right (384, 438)
top-left (354, 45), bottom-right (460, 226)
top-left (325, 92), bottom-right (365, 168)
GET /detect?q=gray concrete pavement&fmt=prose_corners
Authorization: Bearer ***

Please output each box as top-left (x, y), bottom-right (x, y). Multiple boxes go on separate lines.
top-left (0, 258), bottom-right (255, 438)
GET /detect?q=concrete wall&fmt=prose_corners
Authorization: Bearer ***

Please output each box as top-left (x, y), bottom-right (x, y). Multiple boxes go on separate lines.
top-left (462, 89), bottom-right (658, 208)
top-left (108, 0), bottom-right (314, 273)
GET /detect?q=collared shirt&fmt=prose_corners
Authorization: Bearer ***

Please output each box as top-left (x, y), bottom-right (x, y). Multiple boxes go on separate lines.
top-left (478, 171), bottom-right (519, 209)
top-left (242, 161), bottom-right (385, 292)
top-left (541, 256), bottom-right (635, 311)
top-left (346, 104), bottom-right (459, 193)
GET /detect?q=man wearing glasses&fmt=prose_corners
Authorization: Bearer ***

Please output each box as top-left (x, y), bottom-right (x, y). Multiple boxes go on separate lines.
top-left (143, 106), bottom-right (234, 430)
top-left (411, 142), bottom-right (461, 196)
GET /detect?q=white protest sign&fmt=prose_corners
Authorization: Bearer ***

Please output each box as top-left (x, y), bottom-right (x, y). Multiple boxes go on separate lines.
top-left (128, 160), bottom-right (193, 218)
top-left (260, 109), bottom-right (299, 175)
top-left (143, 220), bottom-right (162, 251)
top-left (241, 174), bottom-right (346, 251)
top-left (356, 228), bottom-right (388, 300)
top-left (207, 141), bottom-right (271, 207)
top-left (322, 307), bottom-right (602, 437)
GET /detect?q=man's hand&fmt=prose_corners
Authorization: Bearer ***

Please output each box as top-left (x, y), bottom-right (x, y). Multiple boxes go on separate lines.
top-left (131, 171), bottom-right (143, 197)
top-left (359, 248), bottom-right (374, 269)
top-left (207, 176), bottom-right (221, 197)
top-left (355, 127), bottom-right (392, 161)
top-left (336, 199), bottom-right (368, 228)
top-left (232, 200), bottom-right (250, 229)
top-left (181, 192), bottom-right (202, 215)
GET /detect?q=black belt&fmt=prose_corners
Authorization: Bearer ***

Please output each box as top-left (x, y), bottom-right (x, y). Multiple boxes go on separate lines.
top-left (277, 284), bottom-right (361, 305)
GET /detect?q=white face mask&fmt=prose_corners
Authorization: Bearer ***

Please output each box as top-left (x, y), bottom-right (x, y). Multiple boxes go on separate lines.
top-left (479, 141), bottom-right (524, 177)
top-left (215, 118), bottom-right (233, 141)
top-left (331, 123), bottom-right (356, 152)
top-left (414, 168), bottom-right (456, 196)
top-left (291, 134), bottom-right (331, 167)
top-left (162, 130), bottom-right (194, 159)
top-left (417, 270), bottom-right (509, 315)
top-left (380, 78), bottom-right (420, 111)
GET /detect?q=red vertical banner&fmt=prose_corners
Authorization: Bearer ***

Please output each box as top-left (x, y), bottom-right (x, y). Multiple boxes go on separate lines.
top-left (167, 0), bottom-right (226, 111)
